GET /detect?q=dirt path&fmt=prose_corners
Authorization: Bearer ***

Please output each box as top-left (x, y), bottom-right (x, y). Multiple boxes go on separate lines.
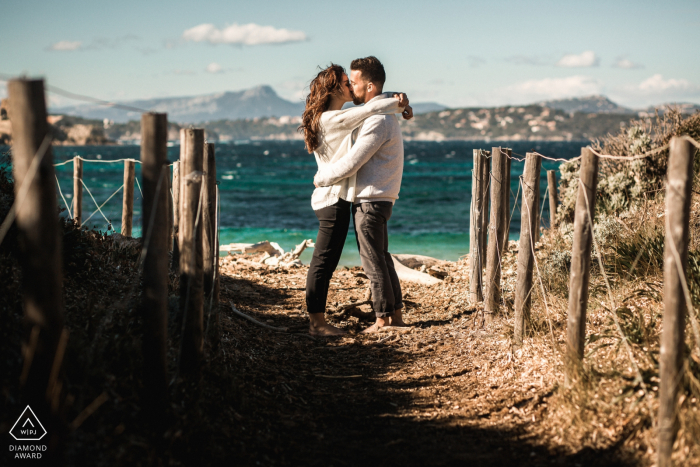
top-left (200, 255), bottom-right (640, 466)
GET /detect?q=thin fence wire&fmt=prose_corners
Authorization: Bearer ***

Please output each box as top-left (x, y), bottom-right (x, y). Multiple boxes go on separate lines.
top-left (508, 182), bottom-right (521, 227)
top-left (539, 185), bottom-right (549, 231)
top-left (80, 179), bottom-right (122, 228)
top-left (664, 211), bottom-right (700, 356)
top-left (135, 176), bottom-right (144, 199)
top-left (53, 156), bottom-right (142, 167)
top-left (55, 174), bottom-right (72, 218)
top-left (580, 179), bottom-right (656, 424)
top-left (520, 176), bottom-right (558, 350)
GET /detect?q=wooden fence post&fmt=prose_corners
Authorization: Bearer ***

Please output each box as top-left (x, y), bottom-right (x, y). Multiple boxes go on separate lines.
top-left (203, 143), bottom-right (219, 342)
top-left (179, 129), bottom-right (205, 376)
top-left (658, 137), bottom-right (694, 467)
top-left (140, 113), bottom-right (169, 412)
top-left (484, 146), bottom-right (506, 324)
top-left (501, 148), bottom-right (512, 253)
top-left (547, 170), bottom-right (558, 229)
top-left (535, 178), bottom-right (541, 241)
top-left (514, 152), bottom-right (541, 345)
top-left (121, 159), bottom-right (135, 236)
top-left (480, 152), bottom-right (490, 271)
top-left (566, 147), bottom-right (598, 379)
top-left (166, 163), bottom-right (172, 253)
top-left (469, 149), bottom-right (486, 303)
top-left (214, 185), bottom-right (220, 304)
top-left (72, 156), bottom-right (82, 225)
top-left (172, 160), bottom-right (180, 267)
top-left (8, 78), bottom-right (65, 448)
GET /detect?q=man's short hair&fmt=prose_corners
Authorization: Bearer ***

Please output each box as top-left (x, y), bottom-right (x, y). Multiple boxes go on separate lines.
top-left (350, 56), bottom-right (386, 90)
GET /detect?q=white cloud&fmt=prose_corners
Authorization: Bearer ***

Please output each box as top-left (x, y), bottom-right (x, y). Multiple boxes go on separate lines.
top-left (556, 51), bottom-right (599, 68)
top-left (638, 74), bottom-right (694, 93)
top-left (497, 75), bottom-right (603, 104)
top-left (49, 40), bottom-right (82, 51)
top-left (612, 57), bottom-right (643, 69)
top-left (183, 23), bottom-right (307, 46)
top-left (610, 74), bottom-right (700, 107)
top-left (206, 62), bottom-right (223, 74)
top-left (47, 36), bottom-right (139, 52)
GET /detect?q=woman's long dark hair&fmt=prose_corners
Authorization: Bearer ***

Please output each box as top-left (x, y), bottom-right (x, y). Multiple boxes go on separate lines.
top-left (299, 64), bottom-right (346, 153)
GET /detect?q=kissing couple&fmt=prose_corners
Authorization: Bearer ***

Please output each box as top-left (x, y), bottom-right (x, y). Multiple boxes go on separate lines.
top-left (299, 56), bottom-right (413, 336)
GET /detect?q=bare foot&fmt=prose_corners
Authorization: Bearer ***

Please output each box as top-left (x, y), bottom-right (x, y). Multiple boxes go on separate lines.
top-left (308, 313), bottom-right (347, 336)
top-left (309, 323), bottom-right (347, 336)
top-left (362, 317), bottom-right (390, 334)
top-left (389, 308), bottom-right (409, 327)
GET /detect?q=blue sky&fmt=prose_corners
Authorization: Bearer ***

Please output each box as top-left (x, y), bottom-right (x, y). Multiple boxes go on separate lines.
top-left (2, 0), bottom-right (699, 109)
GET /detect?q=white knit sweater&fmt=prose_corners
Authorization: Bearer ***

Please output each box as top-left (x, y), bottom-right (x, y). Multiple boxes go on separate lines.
top-left (310, 94), bottom-right (403, 210)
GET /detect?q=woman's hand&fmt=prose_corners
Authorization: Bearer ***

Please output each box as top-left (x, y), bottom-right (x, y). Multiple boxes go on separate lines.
top-left (393, 93), bottom-right (409, 108)
top-left (402, 105), bottom-right (414, 120)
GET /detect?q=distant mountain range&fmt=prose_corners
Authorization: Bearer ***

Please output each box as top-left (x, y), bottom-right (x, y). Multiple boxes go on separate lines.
top-left (54, 85), bottom-right (305, 123)
top-left (537, 95), bottom-right (700, 115)
top-left (537, 95), bottom-right (636, 114)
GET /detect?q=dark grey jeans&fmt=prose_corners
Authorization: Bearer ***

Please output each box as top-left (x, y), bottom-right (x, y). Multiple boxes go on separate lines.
top-left (352, 202), bottom-right (403, 318)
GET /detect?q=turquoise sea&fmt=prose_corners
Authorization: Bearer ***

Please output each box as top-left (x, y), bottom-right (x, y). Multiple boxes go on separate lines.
top-left (6, 141), bottom-right (582, 266)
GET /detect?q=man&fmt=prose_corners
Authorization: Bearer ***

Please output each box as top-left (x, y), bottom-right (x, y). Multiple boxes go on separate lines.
top-left (314, 56), bottom-right (411, 333)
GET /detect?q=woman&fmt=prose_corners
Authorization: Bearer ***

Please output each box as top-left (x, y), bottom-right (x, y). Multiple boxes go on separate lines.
top-left (299, 63), bottom-right (412, 336)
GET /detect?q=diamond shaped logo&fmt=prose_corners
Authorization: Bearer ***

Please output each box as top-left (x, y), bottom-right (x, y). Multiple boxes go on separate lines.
top-left (9, 406), bottom-right (47, 441)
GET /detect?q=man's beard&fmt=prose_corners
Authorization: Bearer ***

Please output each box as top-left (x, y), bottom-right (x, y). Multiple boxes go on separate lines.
top-left (352, 90), bottom-right (363, 105)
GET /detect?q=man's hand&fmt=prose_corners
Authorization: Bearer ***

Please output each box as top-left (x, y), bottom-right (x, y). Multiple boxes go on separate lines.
top-left (402, 105), bottom-right (414, 120)
top-left (393, 93), bottom-right (409, 108)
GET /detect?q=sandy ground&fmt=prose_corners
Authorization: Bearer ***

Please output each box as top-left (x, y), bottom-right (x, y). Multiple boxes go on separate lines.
top-left (207, 251), bottom-right (644, 466)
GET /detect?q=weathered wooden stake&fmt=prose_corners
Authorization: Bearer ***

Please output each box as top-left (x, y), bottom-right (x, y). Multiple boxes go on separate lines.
top-left (72, 156), bottom-right (82, 225)
top-left (8, 78), bottom-right (65, 443)
top-left (140, 113), bottom-right (169, 412)
top-left (469, 149), bottom-right (486, 303)
top-left (501, 148), bottom-right (512, 253)
top-left (166, 163), bottom-right (172, 253)
top-left (514, 152), bottom-right (541, 345)
top-left (121, 159), bottom-right (135, 236)
top-left (535, 179), bottom-right (541, 241)
top-left (480, 152), bottom-right (490, 271)
top-left (172, 160), bottom-right (180, 267)
top-left (213, 184), bottom-right (220, 304)
top-left (179, 129), bottom-right (205, 376)
top-left (658, 137), bottom-right (694, 467)
top-left (547, 170), bottom-right (558, 229)
top-left (484, 146), bottom-right (507, 323)
top-left (565, 147), bottom-right (599, 378)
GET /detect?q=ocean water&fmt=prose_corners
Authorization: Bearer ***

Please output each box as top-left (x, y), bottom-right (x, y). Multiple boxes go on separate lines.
top-left (21, 140), bottom-right (582, 266)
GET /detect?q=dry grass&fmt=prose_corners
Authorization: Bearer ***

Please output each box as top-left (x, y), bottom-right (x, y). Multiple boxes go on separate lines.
top-left (528, 193), bottom-right (700, 466)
